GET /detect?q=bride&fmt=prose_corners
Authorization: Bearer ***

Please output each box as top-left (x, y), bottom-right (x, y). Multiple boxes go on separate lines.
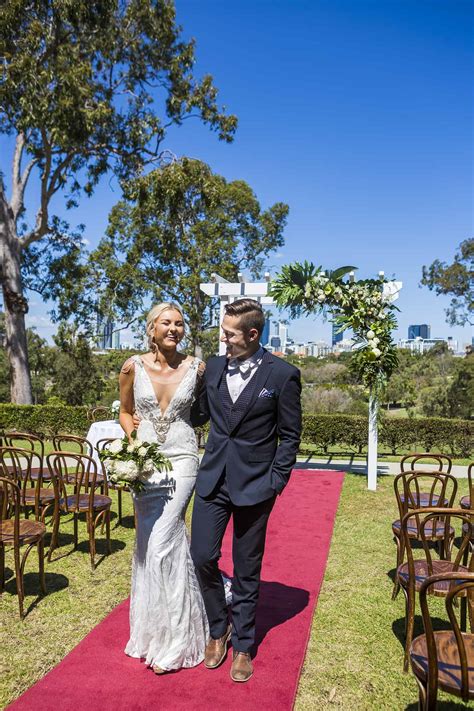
top-left (119, 302), bottom-right (209, 674)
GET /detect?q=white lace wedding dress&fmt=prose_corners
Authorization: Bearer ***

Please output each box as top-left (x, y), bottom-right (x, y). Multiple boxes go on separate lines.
top-left (124, 355), bottom-right (209, 670)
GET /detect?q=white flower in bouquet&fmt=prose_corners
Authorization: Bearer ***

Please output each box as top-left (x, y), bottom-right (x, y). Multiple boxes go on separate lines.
top-left (372, 347), bottom-right (382, 358)
top-left (111, 400), bottom-right (121, 418)
top-left (138, 446), bottom-right (147, 457)
top-left (127, 444), bottom-right (135, 454)
top-left (108, 439), bottom-right (123, 455)
top-left (366, 330), bottom-right (375, 340)
top-left (114, 460), bottom-right (139, 481)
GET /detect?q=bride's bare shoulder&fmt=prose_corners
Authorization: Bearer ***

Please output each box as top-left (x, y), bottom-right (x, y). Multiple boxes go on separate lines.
top-left (120, 355), bottom-right (138, 375)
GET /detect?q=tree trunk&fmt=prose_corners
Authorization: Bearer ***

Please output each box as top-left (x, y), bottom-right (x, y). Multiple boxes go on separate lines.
top-left (0, 216), bottom-right (33, 404)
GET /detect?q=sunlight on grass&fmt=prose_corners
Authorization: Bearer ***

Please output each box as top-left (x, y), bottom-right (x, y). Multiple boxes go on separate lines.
top-left (0, 474), bottom-right (471, 709)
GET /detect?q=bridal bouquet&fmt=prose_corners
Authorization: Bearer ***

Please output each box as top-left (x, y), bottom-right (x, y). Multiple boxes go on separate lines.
top-left (99, 431), bottom-right (173, 494)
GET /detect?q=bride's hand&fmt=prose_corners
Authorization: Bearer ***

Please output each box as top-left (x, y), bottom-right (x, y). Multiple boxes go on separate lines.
top-left (132, 411), bottom-right (141, 430)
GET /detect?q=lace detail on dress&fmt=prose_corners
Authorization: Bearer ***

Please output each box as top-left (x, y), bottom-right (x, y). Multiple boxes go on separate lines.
top-left (132, 356), bottom-right (201, 458)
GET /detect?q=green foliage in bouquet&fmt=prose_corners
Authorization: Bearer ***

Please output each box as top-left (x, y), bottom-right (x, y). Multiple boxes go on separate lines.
top-left (99, 431), bottom-right (173, 494)
top-left (270, 262), bottom-right (399, 391)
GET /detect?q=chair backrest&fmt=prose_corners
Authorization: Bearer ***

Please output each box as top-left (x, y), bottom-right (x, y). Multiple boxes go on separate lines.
top-left (394, 470), bottom-right (458, 521)
top-left (418, 571), bottom-right (474, 704)
top-left (401, 508), bottom-right (474, 584)
top-left (52, 435), bottom-right (93, 457)
top-left (89, 407), bottom-right (110, 423)
top-left (3, 431), bottom-right (45, 460)
top-left (46, 452), bottom-right (106, 510)
top-left (95, 438), bottom-right (116, 475)
top-left (0, 447), bottom-right (45, 515)
top-left (400, 452), bottom-right (453, 473)
top-left (0, 476), bottom-right (20, 545)
top-left (465, 462), bottom-right (474, 508)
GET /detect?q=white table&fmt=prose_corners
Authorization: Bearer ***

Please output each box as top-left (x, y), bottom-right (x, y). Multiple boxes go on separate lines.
top-left (86, 420), bottom-right (124, 468)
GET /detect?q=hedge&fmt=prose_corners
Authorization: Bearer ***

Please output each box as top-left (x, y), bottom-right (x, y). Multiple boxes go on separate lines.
top-left (0, 404), bottom-right (472, 457)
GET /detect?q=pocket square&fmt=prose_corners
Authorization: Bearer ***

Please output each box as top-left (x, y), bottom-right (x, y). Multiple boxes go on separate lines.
top-left (258, 387), bottom-right (277, 399)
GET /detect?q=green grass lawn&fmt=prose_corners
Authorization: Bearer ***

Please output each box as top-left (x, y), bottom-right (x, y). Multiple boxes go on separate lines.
top-left (0, 474), bottom-right (471, 710)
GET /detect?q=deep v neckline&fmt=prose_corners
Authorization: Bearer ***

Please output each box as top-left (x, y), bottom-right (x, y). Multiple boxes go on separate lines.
top-left (138, 356), bottom-right (197, 418)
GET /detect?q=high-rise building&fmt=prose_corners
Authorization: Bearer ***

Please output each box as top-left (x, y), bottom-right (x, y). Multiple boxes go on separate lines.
top-left (261, 316), bottom-right (270, 347)
top-left (278, 321), bottom-right (288, 351)
top-left (408, 324), bottom-right (431, 340)
top-left (270, 335), bottom-right (282, 350)
top-left (97, 315), bottom-right (115, 349)
top-left (332, 323), bottom-right (343, 346)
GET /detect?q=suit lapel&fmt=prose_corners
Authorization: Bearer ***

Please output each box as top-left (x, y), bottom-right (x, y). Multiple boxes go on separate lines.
top-left (229, 350), bottom-right (273, 433)
top-left (209, 356), bottom-right (229, 427)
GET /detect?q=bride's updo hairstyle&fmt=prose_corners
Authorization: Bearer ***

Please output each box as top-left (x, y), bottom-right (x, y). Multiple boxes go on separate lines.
top-left (146, 302), bottom-right (185, 353)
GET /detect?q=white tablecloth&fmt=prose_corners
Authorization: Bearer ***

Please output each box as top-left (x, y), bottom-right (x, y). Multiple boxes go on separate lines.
top-left (86, 420), bottom-right (124, 468)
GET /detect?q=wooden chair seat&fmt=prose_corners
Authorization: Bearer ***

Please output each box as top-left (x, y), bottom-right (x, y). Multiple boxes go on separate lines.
top-left (398, 559), bottom-right (469, 595)
top-left (23, 488), bottom-right (55, 505)
top-left (59, 494), bottom-right (112, 512)
top-left (410, 631), bottom-right (474, 699)
top-left (0, 519), bottom-right (46, 543)
top-left (400, 493), bottom-right (448, 507)
top-left (392, 518), bottom-right (455, 540)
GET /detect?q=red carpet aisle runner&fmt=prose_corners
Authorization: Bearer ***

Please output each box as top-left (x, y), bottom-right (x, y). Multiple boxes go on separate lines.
top-left (8, 469), bottom-right (344, 711)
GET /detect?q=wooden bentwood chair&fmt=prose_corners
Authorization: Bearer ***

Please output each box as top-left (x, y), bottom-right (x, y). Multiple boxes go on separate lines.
top-left (47, 452), bottom-right (112, 569)
top-left (401, 453), bottom-right (453, 475)
top-left (410, 572), bottom-right (474, 709)
top-left (0, 447), bottom-right (56, 523)
top-left (392, 471), bottom-right (457, 600)
top-left (95, 438), bottom-right (130, 527)
top-left (0, 476), bottom-right (46, 619)
top-left (398, 508), bottom-right (474, 672)
top-left (3, 431), bottom-right (49, 481)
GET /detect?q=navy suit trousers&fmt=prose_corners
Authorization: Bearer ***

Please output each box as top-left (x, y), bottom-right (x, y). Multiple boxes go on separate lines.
top-left (191, 471), bottom-right (276, 654)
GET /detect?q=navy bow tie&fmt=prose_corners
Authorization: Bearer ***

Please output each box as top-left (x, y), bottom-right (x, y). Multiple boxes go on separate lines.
top-left (227, 358), bottom-right (256, 379)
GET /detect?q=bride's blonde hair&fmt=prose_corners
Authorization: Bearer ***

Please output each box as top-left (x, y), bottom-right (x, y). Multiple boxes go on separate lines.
top-left (146, 302), bottom-right (185, 352)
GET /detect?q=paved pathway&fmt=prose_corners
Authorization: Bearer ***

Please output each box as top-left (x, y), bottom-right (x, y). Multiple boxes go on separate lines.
top-left (296, 455), bottom-right (469, 478)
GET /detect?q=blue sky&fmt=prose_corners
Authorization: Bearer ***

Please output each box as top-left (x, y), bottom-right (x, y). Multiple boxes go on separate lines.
top-left (3, 0), bottom-right (473, 348)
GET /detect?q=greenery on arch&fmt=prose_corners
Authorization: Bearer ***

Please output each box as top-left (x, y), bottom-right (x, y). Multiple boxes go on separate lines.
top-left (269, 262), bottom-right (399, 391)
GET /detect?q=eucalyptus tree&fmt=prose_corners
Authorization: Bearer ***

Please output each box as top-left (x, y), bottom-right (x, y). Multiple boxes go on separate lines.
top-left (421, 238), bottom-right (473, 326)
top-left (0, 0), bottom-right (237, 402)
top-left (90, 157), bottom-right (288, 356)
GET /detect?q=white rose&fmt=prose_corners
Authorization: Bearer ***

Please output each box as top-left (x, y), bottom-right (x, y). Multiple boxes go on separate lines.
top-left (108, 439), bottom-right (123, 455)
top-left (138, 446), bottom-right (147, 457)
top-left (132, 439), bottom-right (144, 450)
top-left (317, 293), bottom-right (326, 303)
top-left (372, 348), bottom-right (381, 358)
top-left (366, 330), bottom-right (375, 340)
top-left (115, 460), bottom-right (138, 481)
top-left (127, 444), bottom-right (135, 453)
top-left (372, 337), bottom-right (380, 345)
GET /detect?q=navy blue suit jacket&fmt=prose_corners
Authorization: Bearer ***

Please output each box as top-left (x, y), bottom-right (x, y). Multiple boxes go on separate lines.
top-left (191, 349), bottom-right (302, 506)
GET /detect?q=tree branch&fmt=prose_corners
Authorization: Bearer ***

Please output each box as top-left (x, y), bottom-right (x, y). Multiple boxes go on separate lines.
top-left (11, 133), bottom-right (38, 222)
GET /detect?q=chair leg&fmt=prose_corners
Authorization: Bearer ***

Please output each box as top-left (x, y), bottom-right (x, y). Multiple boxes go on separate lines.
top-left (14, 544), bottom-right (25, 620)
top-left (392, 534), bottom-right (402, 600)
top-left (89, 514), bottom-right (96, 570)
top-left (38, 538), bottom-right (46, 595)
top-left (106, 509), bottom-right (111, 554)
top-left (48, 505), bottom-right (60, 562)
top-left (118, 488), bottom-right (122, 526)
top-left (0, 543), bottom-right (4, 593)
top-left (73, 513), bottom-right (78, 549)
top-left (404, 588), bottom-right (415, 673)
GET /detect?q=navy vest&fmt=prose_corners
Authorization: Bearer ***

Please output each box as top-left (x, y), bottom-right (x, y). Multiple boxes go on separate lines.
top-left (218, 365), bottom-right (259, 432)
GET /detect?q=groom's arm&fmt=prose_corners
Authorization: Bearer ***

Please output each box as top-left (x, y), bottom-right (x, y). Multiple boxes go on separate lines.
top-left (271, 368), bottom-right (302, 494)
top-left (190, 363), bottom-right (211, 428)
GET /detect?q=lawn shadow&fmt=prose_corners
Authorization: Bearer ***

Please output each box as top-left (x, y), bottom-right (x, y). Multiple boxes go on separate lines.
top-left (116, 514), bottom-right (135, 529)
top-left (392, 616), bottom-right (449, 650)
top-left (405, 703), bottom-right (469, 710)
top-left (4, 571), bottom-right (69, 617)
top-left (295, 458), bottom-right (393, 478)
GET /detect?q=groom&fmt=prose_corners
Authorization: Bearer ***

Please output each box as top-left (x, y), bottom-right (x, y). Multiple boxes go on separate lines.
top-left (190, 298), bottom-right (302, 682)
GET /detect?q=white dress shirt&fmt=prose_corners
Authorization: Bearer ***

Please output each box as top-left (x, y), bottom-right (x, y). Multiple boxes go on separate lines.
top-left (226, 346), bottom-right (264, 403)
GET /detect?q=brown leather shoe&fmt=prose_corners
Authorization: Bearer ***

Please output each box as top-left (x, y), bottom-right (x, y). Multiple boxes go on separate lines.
top-left (230, 651), bottom-right (253, 682)
top-left (204, 624), bottom-right (232, 669)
